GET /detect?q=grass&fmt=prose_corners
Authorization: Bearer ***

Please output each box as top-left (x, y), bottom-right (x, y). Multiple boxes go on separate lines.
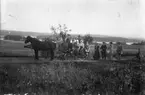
top-left (0, 40), bottom-right (34, 56)
top-left (0, 40), bottom-right (145, 95)
top-left (0, 60), bottom-right (145, 95)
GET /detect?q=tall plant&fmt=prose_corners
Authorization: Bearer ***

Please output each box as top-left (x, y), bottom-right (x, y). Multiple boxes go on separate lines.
top-left (50, 24), bottom-right (71, 42)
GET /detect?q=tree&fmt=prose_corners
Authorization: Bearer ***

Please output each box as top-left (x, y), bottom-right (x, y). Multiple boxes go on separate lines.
top-left (50, 26), bottom-right (59, 41)
top-left (141, 41), bottom-right (145, 45)
top-left (83, 34), bottom-right (93, 45)
top-left (58, 24), bottom-right (71, 42)
top-left (50, 24), bottom-right (71, 42)
top-left (132, 41), bottom-right (145, 45)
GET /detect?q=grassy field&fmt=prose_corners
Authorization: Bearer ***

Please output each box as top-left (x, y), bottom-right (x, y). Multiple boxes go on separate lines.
top-left (0, 60), bottom-right (145, 95)
top-left (0, 40), bottom-right (145, 95)
top-left (0, 40), bottom-right (34, 56)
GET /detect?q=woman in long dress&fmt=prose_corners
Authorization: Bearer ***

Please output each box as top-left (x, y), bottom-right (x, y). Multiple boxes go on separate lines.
top-left (93, 43), bottom-right (100, 60)
top-left (107, 42), bottom-right (113, 60)
top-left (100, 42), bottom-right (107, 60)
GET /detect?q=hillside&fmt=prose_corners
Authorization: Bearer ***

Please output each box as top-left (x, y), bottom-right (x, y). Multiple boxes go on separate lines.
top-left (0, 29), bottom-right (143, 42)
top-left (0, 30), bottom-right (50, 36)
top-left (92, 36), bottom-right (141, 42)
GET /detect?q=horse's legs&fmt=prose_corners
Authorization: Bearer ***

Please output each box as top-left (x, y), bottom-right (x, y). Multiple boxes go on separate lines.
top-left (34, 50), bottom-right (39, 60)
top-left (50, 49), bottom-right (54, 60)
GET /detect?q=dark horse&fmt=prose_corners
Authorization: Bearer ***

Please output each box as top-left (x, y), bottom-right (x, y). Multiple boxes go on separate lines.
top-left (24, 36), bottom-right (56, 60)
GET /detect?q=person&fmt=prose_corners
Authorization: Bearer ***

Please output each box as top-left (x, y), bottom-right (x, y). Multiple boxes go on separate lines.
top-left (116, 42), bottom-right (123, 60)
top-left (66, 37), bottom-right (70, 43)
top-left (73, 41), bottom-right (79, 59)
top-left (107, 42), bottom-right (113, 60)
top-left (66, 37), bottom-right (73, 52)
top-left (100, 42), bottom-right (107, 60)
top-left (136, 48), bottom-right (141, 63)
top-left (78, 35), bottom-right (81, 43)
top-left (93, 43), bottom-right (100, 60)
top-left (79, 46), bottom-right (84, 58)
top-left (85, 45), bottom-right (90, 59)
top-left (78, 40), bottom-right (84, 53)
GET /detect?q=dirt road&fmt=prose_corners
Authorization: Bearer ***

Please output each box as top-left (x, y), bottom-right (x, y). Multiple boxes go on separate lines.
top-left (0, 57), bottom-right (114, 64)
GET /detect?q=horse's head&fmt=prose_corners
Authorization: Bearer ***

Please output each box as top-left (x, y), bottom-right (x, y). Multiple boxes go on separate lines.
top-left (25, 36), bottom-right (32, 44)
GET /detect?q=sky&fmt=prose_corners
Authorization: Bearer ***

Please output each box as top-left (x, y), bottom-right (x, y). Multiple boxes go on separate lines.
top-left (1, 0), bottom-right (145, 39)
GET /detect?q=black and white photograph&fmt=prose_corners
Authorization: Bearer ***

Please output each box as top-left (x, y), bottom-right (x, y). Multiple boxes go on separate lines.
top-left (0, 0), bottom-right (145, 94)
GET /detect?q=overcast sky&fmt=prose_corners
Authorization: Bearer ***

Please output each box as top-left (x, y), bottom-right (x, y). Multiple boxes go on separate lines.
top-left (1, 0), bottom-right (145, 39)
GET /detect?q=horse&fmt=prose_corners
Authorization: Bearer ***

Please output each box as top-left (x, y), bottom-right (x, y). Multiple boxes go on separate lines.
top-left (24, 36), bottom-right (56, 60)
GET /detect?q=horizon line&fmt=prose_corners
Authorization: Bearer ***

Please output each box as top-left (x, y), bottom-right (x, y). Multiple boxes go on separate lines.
top-left (1, 29), bottom-right (144, 40)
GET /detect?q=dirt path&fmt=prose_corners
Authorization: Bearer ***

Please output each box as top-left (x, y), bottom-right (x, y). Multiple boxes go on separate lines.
top-left (0, 57), bottom-right (115, 64)
top-left (0, 58), bottom-right (135, 67)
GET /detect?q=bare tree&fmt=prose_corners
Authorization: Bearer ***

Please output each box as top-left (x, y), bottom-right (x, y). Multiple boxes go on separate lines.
top-left (50, 24), bottom-right (71, 42)
top-left (50, 26), bottom-right (59, 41)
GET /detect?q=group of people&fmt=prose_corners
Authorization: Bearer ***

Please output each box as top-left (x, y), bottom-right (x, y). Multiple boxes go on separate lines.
top-left (24, 35), bottom-right (143, 61)
top-left (60, 35), bottom-right (124, 60)
top-left (66, 37), bottom-right (90, 58)
top-left (93, 42), bottom-right (123, 60)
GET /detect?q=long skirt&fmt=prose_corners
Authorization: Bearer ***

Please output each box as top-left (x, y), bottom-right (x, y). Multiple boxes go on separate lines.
top-left (93, 49), bottom-right (100, 60)
top-left (107, 51), bottom-right (113, 60)
top-left (101, 50), bottom-right (107, 59)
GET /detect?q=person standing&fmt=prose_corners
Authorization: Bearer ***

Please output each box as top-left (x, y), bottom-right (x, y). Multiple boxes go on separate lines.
top-left (107, 42), bottom-right (113, 60)
top-left (100, 42), bottom-right (107, 60)
top-left (136, 48), bottom-right (141, 63)
top-left (116, 42), bottom-right (123, 60)
top-left (66, 36), bottom-right (73, 52)
top-left (78, 35), bottom-right (81, 43)
top-left (84, 45), bottom-right (90, 59)
top-left (93, 43), bottom-right (100, 60)
top-left (78, 40), bottom-right (84, 56)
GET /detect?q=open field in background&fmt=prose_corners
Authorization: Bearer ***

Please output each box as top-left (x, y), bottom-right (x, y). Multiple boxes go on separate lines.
top-left (0, 40), bottom-right (34, 56)
top-left (0, 40), bottom-right (145, 58)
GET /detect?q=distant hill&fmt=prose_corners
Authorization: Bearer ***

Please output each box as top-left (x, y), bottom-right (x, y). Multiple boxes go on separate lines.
top-left (91, 35), bottom-right (142, 42)
top-left (0, 30), bottom-right (144, 42)
top-left (0, 30), bottom-right (50, 36)
top-left (71, 34), bottom-right (143, 42)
